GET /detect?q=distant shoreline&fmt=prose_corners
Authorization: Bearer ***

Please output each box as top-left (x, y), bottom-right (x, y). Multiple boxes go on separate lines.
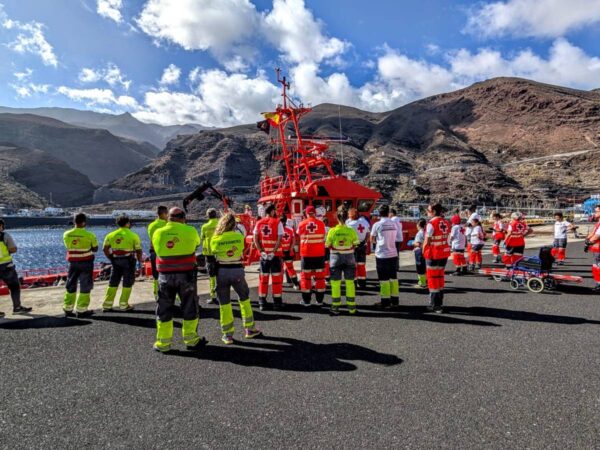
top-left (1, 216), bottom-right (205, 229)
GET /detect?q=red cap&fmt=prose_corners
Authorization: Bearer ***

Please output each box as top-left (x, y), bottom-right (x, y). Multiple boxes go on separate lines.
top-left (451, 215), bottom-right (461, 225)
top-left (305, 206), bottom-right (316, 215)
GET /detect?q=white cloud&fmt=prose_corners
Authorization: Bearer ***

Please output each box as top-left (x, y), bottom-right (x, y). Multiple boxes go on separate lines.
top-left (283, 39), bottom-right (600, 113)
top-left (10, 68), bottom-right (49, 98)
top-left (134, 69), bottom-right (279, 125)
top-left (135, 0), bottom-right (347, 69)
top-left (11, 82), bottom-right (50, 98)
top-left (14, 68), bottom-right (33, 81)
top-left (79, 68), bottom-right (101, 83)
top-left (97, 0), bottom-right (123, 23)
top-left (1, 6), bottom-right (58, 67)
top-left (78, 63), bottom-right (131, 90)
top-left (57, 86), bottom-right (139, 109)
top-left (466, 0), bottom-right (600, 38)
top-left (159, 63), bottom-right (181, 86)
top-left (263, 0), bottom-right (349, 64)
top-left (136, 0), bottom-right (259, 61)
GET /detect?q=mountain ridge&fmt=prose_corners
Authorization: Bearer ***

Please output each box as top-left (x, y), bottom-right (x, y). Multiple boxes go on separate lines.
top-left (0, 106), bottom-right (206, 150)
top-left (96, 77), bottom-right (599, 207)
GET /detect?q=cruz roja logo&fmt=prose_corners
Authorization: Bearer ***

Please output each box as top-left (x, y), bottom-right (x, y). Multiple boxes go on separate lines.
top-left (226, 245), bottom-right (238, 257)
top-left (71, 239), bottom-right (79, 246)
top-left (306, 222), bottom-right (318, 233)
top-left (261, 225), bottom-right (272, 237)
top-left (166, 237), bottom-right (180, 249)
top-left (439, 221), bottom-right (449, 234)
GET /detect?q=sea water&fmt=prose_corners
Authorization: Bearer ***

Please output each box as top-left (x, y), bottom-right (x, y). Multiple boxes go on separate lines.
top-left (6, 226), bottom-right (154, 272)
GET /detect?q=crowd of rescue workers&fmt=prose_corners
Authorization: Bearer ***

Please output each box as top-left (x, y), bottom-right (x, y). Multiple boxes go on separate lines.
top-left (1, 201), bottom-right (599, 352)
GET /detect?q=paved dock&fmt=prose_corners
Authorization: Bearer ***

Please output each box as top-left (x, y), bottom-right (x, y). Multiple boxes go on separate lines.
top-left (1, 236), bottom-right (599, 448)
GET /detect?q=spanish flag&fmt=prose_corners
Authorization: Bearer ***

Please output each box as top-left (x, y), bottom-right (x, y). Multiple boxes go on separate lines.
top-left (261, 111), bottom-right (281, 127)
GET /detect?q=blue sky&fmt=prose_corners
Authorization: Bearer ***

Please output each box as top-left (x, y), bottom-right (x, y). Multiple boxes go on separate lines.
top-left (1, 0), bottom-right (600, 126)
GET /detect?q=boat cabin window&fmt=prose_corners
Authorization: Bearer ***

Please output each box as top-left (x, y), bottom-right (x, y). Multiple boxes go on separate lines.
top-left (317, 186), bottom-right (329, 197)
top-left (357, 199), bottom-right (374, 213)
top-left (324, 200), bottom-right (333, 212)
top-left (335, 199), bottom-right (355, 209)
top-left (312, 199), bottom-right (323, 207)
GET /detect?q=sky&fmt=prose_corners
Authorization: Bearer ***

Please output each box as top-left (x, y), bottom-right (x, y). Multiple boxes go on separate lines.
top-left (1, 0), bottom-right (600, 126)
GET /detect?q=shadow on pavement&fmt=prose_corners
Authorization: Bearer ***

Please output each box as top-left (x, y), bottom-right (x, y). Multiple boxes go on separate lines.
top-left (444, 306), bottom-right (600, 325)
top-left (0, 316), bottom-right (93, 329)
top-left (165, 335), bottom-right (403, 372)
top-left (355, 305), bottom-right (501, 327)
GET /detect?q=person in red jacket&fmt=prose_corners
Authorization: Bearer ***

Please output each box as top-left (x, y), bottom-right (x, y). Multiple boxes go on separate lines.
top-left (502, 212), bottom-right (532, 268)
top-left (253, 204), bottom-right (284, 310)
top-left (585, 204), bottom-right (600, 292)
top-left (491, 212), bottom-right (505, 263)
top-left (297, 206), bottom-right (327, 306)
top-left (423, 203), bottom-right (451, 313)
top-left (280, 214), bottom-right (299, 289)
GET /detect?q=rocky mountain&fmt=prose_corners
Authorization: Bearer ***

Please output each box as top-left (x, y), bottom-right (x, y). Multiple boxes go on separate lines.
top-left (0, 114), bottom-right (154, 184)
top-left (0, 144), bottom-right (95, 207)
top-left (95, 77), bottom-right (600, 207)
top-left (0, 106), bottom-right (204, 150)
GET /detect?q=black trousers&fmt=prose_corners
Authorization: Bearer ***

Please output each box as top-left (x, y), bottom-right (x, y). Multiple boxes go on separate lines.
top-left (0, 262), bottom-right (21, 308)
top-left (109, 257), bottom-right (136, 288)
top-left (206, 255), bottom-right (218, 277)
top-left (66, 260), bottom-right (94, 294)
top-left (156, 272), bottom-right (198, 322)
top-left (150, 250), bottom-right (158, 279)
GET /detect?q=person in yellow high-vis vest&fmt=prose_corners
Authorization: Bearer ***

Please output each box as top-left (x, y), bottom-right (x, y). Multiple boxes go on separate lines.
top-left (200, 208), bottom-right (219, 304)
top-left (62, 213), bottom-right (98, 317)
top-left (0, 219), bottom-right (32, 317)
top-left (152, 207), bottom-right (205, 353)
top-left (210, 213), bottom-right (262, 345)
top-left (147, 205), bottom-right (168, 299)
top-left (102, 216), bottom-right (143, 312)
top-left (326, 206), bottom-right (360, 315)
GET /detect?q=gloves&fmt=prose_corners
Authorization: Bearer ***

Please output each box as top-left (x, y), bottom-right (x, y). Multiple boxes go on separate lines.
top-left (260, 252), bottom-right (268, 260)
top-left (584, 240), bottom-right (591, 253)
top-left (267, 252), bottom-right (274, 261)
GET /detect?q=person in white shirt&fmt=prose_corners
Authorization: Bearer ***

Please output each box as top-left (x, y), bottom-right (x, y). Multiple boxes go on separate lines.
top-left (469, 218), bottom-right (485, 270)
top-left (370, 204), bottom-right (399, 308)
top-left (412, 218), bottom-right (427, 288)
top-left (346, 208), bottom-right (370, 288)
top-left (449, 216), bottom-right (467, 276)
top-left (552, 212), bottom-right (574, 265)
top-left (315, 203), bottom-right (326, 221)
top-left (389, 208), bottom-right (404, 271)
top-left (467, 205), bottom-right (480, 226)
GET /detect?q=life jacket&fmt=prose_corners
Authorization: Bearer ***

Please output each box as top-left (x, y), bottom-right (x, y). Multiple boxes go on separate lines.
top-left (423, 216), bottom-right (451, 260)
top-left (104, 227), bottom-right (141, 258)
top-left (210, 231), bottom-right (245, 266)
top-left (0, 232), bottom-right (12, 265)
top-left (280, 226), bottom-right (295, 252)
top-left (254, 217), bottom-right (282, 256)
top-left (591, 221), bottom-right (600, 253)
top-left (297, 217), bottom-right (326, 257)
top-left (505, 220), bottom-right (527, 247)
top-left (200, 218), bottom-right (219, 256)
top-left (63, 228), bottom-right (97, 262)
top-left (152, 222), bottom-right (199, 273)
top-left (493, 220), bottom-right (505, 241)
top-left (327, 224), bottom-right (360, 254)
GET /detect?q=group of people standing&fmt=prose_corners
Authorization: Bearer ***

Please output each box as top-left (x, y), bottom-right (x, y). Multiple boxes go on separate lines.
top-left (1, 202), bottom-right (600, 350)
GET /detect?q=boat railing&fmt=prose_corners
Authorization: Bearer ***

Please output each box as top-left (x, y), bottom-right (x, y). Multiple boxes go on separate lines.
top-left (260, 176), bottom-right (285, 197)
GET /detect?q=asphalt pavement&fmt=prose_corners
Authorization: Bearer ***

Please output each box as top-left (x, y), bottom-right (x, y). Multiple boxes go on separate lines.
top-left (1, 242), bottom-right (599, 449)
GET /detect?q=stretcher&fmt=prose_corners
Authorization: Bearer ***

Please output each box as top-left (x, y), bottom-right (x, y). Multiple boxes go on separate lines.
top-left (479, 250), bottom-right (583, 293)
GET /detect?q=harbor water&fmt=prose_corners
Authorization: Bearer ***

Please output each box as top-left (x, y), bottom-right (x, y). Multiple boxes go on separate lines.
top-left (7, 226), bottom-right (153, 272)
